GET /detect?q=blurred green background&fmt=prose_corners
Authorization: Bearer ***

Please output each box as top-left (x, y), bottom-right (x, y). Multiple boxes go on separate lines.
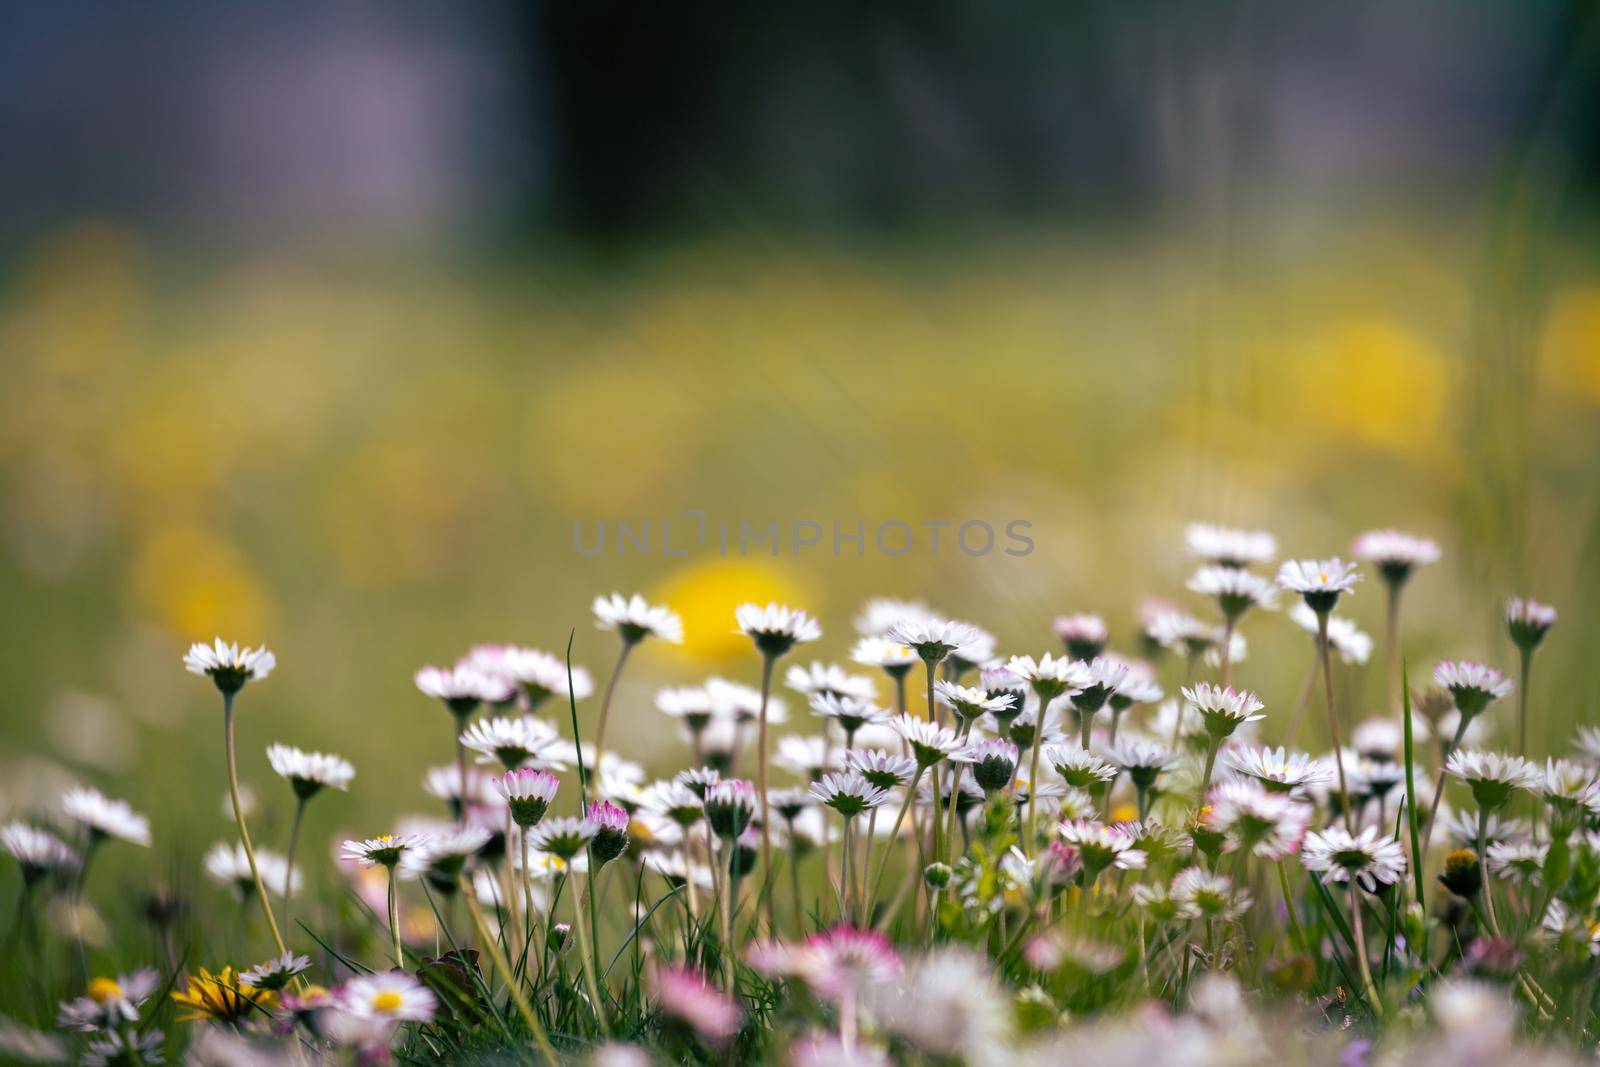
top-left (2, 1), bottom-right (1600, 910)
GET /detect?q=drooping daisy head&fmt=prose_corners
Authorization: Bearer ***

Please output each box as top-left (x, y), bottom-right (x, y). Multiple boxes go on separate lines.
top-left (1184, 523), bottom-right (1277, 569)
top-left (1542, 758), bottom-right (1600, 829)
top-left (1352, 529), bottom-right (1441, 587)
top-left (205, 841), bottom-right (300, 900)
top-left (809, 693), bottom-right (891, 741)
top-left (702, 779), bottom-right (757, 840)
top-left (1052, 613), bottom-right (1109, 660)
top-left (62, 786), bottom-right (151, 847)
top-left (1042, 744), bottom-right (1119, 790)
top-left (1485, 840), bottom-right (1548, 887)
top-left (854, 598), bottom-right (936, 637)
top-left (809, 771), bottom-right (891, 820)
top-left (339, 970), bottom-right (438, 1023)
top-left (497, 647), bottom-right (595, 709)
top-left (1187, 566), bottom-right (1280, 621)
top-left (1276, 558), bottom-right (1361, 614)
top-left (884, 618), bottom-right (989, 665)
top-left (594, 592), bottom-right (683, 645)
top-left (460, 716), bottom-right (564, 772)
top-left (1288, 604), bottom-right (1373, 664)
top-left (342, 833), bottom-right (426, 869)
top-left (267, 743), bottom-right (355, 800)
top-left (183, 638), bottom-right (276, 695)
top-left (1056, 818), bottom-right (1147, 877)
top-left (954, 739), bottom-right (1020, 795)
top-left (1301, 825), bottom-right (1407, 892)
top-left (706, 676), bottom-right (786, 725)
top-left (239, 952), bottom-right (313, 993)
top-left (1110, 738), bottom-right (1175, 792)
top-left (735, 602), bottom-right (822, 658)
top-left (892, 715), bottom-right (964, 768)
top-left (1433, 660), bottom-right (1514, 719)
top-left (846, 748), bottom-right (919, 790)
top-left (1446, 749), bottom-right (1543, 812)
top-left (1005, 653), bottom-right (1091, 701)
top-left (850, 636), bottom-right (920, 679)
top-left (415, 662), bottom-right (513, 717)
top-left (1180, 682), bottom-right (1266, 741)
top-left (1222, 745), bottom-right (1331, 797)
top-left (2, 822), bottom-right (79, 884)
top-left (400, 825), bottom-right (493, 887)
top-left (786, 662), bottom-right (877, 704)
top-left (1505, 597), bottom-right (1557, 652)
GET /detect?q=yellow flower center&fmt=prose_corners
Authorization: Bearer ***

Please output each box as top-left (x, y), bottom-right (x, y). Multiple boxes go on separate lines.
top-left (88, 977), bottom-right (123, 1003)
top-left (371, 990), bottom-right (404, 1013)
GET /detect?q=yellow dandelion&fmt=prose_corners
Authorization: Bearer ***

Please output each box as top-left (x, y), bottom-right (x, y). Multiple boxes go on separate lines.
top-left (170, 966), bottom-right (276, 1024)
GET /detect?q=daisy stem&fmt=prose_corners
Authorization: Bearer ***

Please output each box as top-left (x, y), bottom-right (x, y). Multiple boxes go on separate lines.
top-left (458, 873), bottom-right (559, 1066)
top-left (1384, 582), bottom-right (1403, 717)
top-left (868, 766), bottom-right (924, 911)
top-left (1516, 645), bottom-right (1532, 761)
top-left (720, 835), bottom-right (736, 992)
top-left (283, 796), bottom-right (307, 919)
top-left (1199, 740), bottom-right (1220, 796)
top-left (755, 653), bottom-right (777, 935)
top-left (1025, 734), bottom-right (1043, 857)
top-left (1316, 614), bottom-right (1355, 832)
top-left (387, 866), bottom-right (404, 968)
top-left (942, 723), bottom-right (973, 867)
top-left (1218, 618), bottom-right (1236, 688)
top-left (591, 640), bottom-right (635, 795)
top-left (575, 869), bottom-right (609, 1033)
top-left (1276, 861), bottom-right (1307, 956)
top-left (1346, 882), bottom-right (1383, 1019)
top-left (1477, 811), bottom-right (1502, 936)
top-left (1421, 716), bottom-right (1470, 848)
top-left (788, 825), bottom-right (804, 936)
top-left (861, 808), bottom-right (879, 925)
top-left (893, 673), bottom-right (907, 716)
top-left (1283, 653), bottom-right (1318, 749)
top-left (924, 661), bottom-right (944, 865)
top-left (453, 717), bottom-right (470, 827)
top-left (839, 817), bottom-right (853, 923)
top-left (224, 691), bottom-right (288, 957)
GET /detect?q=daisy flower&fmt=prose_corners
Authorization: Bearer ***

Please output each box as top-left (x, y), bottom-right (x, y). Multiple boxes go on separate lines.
top-left (526, 816), bottom-right (599, 861)
top-left (1, 822), bottom-right (79, 884)
top-left (774, 735), bottom-right (835, 781)
top-left (400, 825), bottom-right (492, 884)
top-left (1066, 657), bottom-right (1131, 720)
top-left (1105, 659), bottom-right (1163, 713)
top-left (809, 694), bottom-right (892, 742)
top-left (953, 739), bottom-right (1020, 795)
top-left (267, 743), bottom-right (355, 799)
top-left (656, 686), bottom-right (713, 737)
top-left (850, 637), bottom-right (920, 679)
top-left (1439, 809), bottom-right (1527, 850)
top-left (1485, 840), bottom-right (1548, 886)
top-left (789, 925), bottom-right (903, 1003)
top-left (1206, 781), bottom-right (1312, 859)
top-left (339, 971), bottom-right (438, 1023)
top-left (847, 748), bottom-right (919, 789)
top-left (1053, 613), bottom-right (1109, 660)
top-left (1505, 597), bottom-right (1557, 652)
top-left (593, 592), bottom-right (683, 645)
top-left (787, 662), bottom-right (877, 702)
top-left (183, 638), bottom-right (276, 694)
top-left (1110, 738), bottom-right (1175, 793)
top-left (1005, 653), bottom-right (1091, 701)
top-left (735, 602), bottom-right (822, 658)
top-left (1056, 818), bottom-right (1147, 877)
top-left (892, 715), bottom-right (964, 768)
top-left (933, 680), bottom-right (1015, 726)
top-left (1145, 609), bottom-right (1215, 658)
top-left (239, 952), bottom-right (313, 992)
top-left (702, 779), bottom-right (757, 839)
top-left (885, 618), bottom-right (989, 665)
top-left (1276, 558), bottom-right (1361, 614)
top-left (1301, 825), bottom-right (1407, 891)
top-left (494, 768), bottom-right (561, 828)
top-left (1352, 529), bottom-right (1441, 587)
top-left (590, 799), bottom-right (631, 864)
top-left (1185, 523), bottom-right (1277, 568)
top-left (1188, 566), bottom-right (1280, 620)
top-left (1180, 682), bottom-right (1266, 741)
top-left (498, 647), bottom-right (595, 708)
top-left (854, 597), bottom-right (936, 637)
top-left (170, 966), bottom-right (277, 1023)
top-left (58, 969), bottom-right (161, 1031)
top-left (1446, 750), bottom-right (1542, 811)
top-left (977, 665), bottom-right (1029, 727)
top-left (460, 716), bottom-right (564, 771)
top-left (205, 842), bottom-right (300, 899)
top-left (648, 965), bottom-right (740, 1043)
top-left (1288, 604), bottom-right (1373, 664)
top-left (1433, 660), bottom-right (1514, 719)
top-left (865, 948), bottom-right (1010, 1060)
top-left (342, 833), bottom-right (426, 869)
top-left (414, 662), bottom-right (512, 716)
top-left (1170, 867), bottom-right (1251, 921)
top-left (809, 771), bottom-right (890, 819)
top-left (706, 676), bottom-right (786, 724)
top-left (83, 1029), bottom-right (164, 1066)
top-left (62, 786), bottom-right (151, 847)
top-left (1042, 744), bottom-right (1119, 790)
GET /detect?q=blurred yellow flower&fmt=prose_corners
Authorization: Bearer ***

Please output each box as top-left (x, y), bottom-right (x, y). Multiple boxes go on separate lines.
top-left (171, 966), bottom-right (276, 1023)
top-left (652, 558), bottom-right (805, 662)
top-left (1540, 286), bottom-right (1600, 405)
top-left (1292, 317), bottom-right (1448, 455)
top-left (130, 524), bottom-right (273, 641)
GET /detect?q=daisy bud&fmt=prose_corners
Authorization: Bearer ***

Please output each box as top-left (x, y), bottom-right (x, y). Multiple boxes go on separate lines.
top-left (590, 800), bottom-right (631, 865)
top-left (1505, 597), bottom-right (1557, 653)
top-left (1439, 848), bottom-right (1483, 899)
top-left (923, 862), bottom-right (953, 889)
top-left (961, 739), bottom-right (1020, 795)
top-left (548, 923), bottom-right (572, 954)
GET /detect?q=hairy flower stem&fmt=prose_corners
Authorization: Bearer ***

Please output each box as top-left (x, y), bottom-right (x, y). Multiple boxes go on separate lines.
top-left (789, 829), bottom-right (805, 936)
top-left (1347, 883), bottom-right (1383, 1018)
top-left (1421, 715), bottom-right (1471, 847)
top-left (755, 654), bottom-right (777, 934)
top-left (923, 660), bottom-right (944, 867)
top-left (386, 865), bottom-right (404, 967)
top-left (1217, 618), bottom-right (1236, 688)
top-left (942, 723), bottom-right (973, 866)
top-left (868, 767), bottom-right (924, 910)
top-left (1316, 614), bottom-right (1355, 831)
top-left (1276, 861), bottom-right (1307, 956)
top-left (1283, 655), bottom-right (1318, 749)
top-left (575, 870), bottom-right (609, 1034)
top-left (459, 873), bottom-right (559, 1066)
top-left (224, 691), bottom-right (288, 957)
top-left (453, 717), bottom-right (471, 827)
top-left (1199, 740), bottom-right (1221, 796)
top-left (282, 795), bottom-right (307, 920)
top-left (1025, 735), bottom-right (1044, 857)
top-left (590, 641), bottom-right (635, 793)
top-left (720, 837), bottom-right (736, 992)
top-left (1383, 583), bottom-right (1403, 716)
top-left (1477, 811), bottom-right (1503, 935)
top-left (1516, 645), bottom-right (1533, 761)
top-left (861, 808), bottom-right (879, 924)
